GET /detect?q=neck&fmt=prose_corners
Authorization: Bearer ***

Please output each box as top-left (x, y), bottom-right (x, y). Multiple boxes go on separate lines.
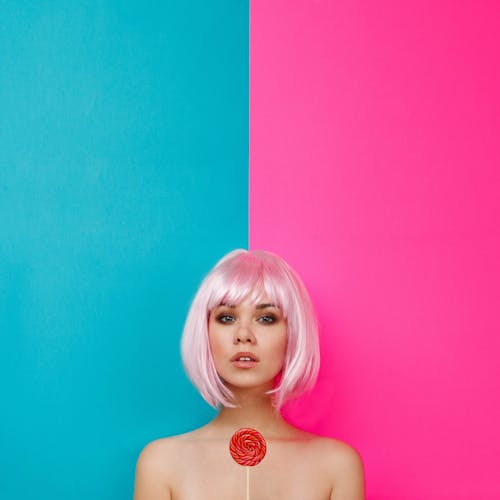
top-left (210, 387), bottom-right (289, 438)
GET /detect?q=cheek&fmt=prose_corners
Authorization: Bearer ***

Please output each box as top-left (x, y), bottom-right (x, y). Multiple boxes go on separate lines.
top-left (207, 327), bottom-right (221, 359)
top-left (208, 326), bottom-right (232, 367)
top-left (209, 331), bottom-right (221, 350)
top-left (269, 337), bottom-right (288, 380)
top-left (270, 332), bottom-right (288, 362)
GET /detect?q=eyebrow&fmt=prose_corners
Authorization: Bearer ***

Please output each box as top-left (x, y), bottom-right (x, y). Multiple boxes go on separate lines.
top-left (217, 302), bottom-right (278, 309)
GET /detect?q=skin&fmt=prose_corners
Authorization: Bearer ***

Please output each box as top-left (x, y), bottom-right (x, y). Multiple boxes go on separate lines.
top-left (134, 295), bottom-right (365, 499)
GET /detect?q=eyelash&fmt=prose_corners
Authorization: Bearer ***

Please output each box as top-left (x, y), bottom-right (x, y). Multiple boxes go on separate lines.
top-left (216, 314), bottom-right (235, 323)
top-left (215, 314), bottom-right (278, 324)
top-left (259, 315), bottom-right (277, 324)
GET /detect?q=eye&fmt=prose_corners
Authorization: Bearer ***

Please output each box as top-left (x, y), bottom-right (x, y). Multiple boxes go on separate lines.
top-left (216, 313), bottom-right (235, 324)
top-left (258, 314), bottom-right (277, 324)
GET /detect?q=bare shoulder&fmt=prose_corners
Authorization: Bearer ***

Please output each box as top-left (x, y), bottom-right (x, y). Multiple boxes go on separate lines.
top-left (310, 435), bottom-right (366, 499)
top-left (133, 432), bottom-right (196, 500)
top-left (315, 436), bottom-right (364, 470)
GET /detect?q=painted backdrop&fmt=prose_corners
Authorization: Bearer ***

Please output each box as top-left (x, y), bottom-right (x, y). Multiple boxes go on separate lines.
top-left (0, 2), bottom-right (248, 499)
top-left (250, 1), bottom-right (500, 499)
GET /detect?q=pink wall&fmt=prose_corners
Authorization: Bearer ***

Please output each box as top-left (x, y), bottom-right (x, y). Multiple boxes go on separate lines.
top-left (250, 1), bottom-right (500, 498)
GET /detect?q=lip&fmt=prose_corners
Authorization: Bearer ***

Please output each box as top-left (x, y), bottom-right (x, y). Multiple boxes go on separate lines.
top-left (231, 352), bottom-right (260, 368)
top-left (230, 352), bottom-right (260, 362)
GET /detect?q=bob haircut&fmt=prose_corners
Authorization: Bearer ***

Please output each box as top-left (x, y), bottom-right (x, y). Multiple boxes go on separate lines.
top-left (181, 249), bottom-right (320, 409)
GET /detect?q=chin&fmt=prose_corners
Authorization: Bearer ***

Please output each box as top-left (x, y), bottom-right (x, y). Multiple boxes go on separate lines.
top-left (223, 379), bottom-right (276, 393)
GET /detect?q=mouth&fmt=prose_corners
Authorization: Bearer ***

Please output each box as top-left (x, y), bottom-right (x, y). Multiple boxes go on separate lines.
top-left (231, 352), bottom-right (259, 368)
top-left (231, 352), bottom-right (259, 362)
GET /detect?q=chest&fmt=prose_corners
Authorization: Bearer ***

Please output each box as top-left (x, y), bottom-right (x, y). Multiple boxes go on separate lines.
top-left (170, 441), bottom-right (332, 500)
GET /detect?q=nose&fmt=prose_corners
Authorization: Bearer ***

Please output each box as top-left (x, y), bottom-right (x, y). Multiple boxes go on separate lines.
top-left (234, 323), bottom-right (256, 344)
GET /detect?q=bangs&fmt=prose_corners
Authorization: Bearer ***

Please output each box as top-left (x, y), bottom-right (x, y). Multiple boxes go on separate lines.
top-left (207, 254), bottom-right (288, 313)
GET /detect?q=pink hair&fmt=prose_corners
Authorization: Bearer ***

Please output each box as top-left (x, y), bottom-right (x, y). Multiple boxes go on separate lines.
top-left (181, 249), bottom-right (320, 409)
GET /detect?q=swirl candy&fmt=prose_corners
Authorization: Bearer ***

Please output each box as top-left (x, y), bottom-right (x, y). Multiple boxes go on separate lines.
top-left (229, 428), bottom-right (267, 466)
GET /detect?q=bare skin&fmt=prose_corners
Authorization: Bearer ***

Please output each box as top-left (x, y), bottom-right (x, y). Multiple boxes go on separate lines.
top-left (134, 299), bottom-right (365, 499)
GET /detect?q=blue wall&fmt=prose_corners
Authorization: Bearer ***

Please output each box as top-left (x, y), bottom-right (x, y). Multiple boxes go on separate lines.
top-left (0, 2), bottom-right (248, 498)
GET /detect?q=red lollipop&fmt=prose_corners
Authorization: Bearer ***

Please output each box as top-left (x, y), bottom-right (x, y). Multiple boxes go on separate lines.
top-left (229, 428), bottom-right (267, 466)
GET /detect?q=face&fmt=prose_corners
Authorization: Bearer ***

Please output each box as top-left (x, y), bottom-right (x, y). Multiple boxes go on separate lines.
top-left (208, 293), bottom-right (288, 394)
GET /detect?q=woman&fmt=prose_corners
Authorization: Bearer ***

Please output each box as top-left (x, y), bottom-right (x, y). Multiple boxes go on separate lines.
top-left (134, 249), bottom-right (365, 499)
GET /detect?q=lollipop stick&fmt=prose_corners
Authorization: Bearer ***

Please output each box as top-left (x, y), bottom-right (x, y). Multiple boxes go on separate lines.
top-left (246, 466), bottom-right (250, 500)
